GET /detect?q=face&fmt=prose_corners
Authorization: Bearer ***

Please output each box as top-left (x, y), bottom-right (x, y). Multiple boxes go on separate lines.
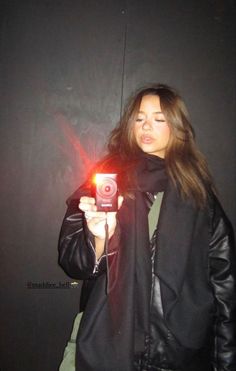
top-left (133, 94), bottom-right (170, 158)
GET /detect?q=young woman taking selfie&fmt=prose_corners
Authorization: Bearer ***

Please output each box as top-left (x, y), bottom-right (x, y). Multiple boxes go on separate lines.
top-left (58, 84), bottom-right (236, 371)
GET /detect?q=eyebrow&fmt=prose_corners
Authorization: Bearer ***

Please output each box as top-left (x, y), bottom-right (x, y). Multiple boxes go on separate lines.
top-left (138, 110), bottom-right (164, 114)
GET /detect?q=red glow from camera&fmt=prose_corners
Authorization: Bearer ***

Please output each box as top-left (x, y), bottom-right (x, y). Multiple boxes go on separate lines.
top-left (93, 173), bottom-right (104, 186)
top-left (52, 112), bottom-right (106, 188)
top-left (58, 116), bottom-right (92, 170)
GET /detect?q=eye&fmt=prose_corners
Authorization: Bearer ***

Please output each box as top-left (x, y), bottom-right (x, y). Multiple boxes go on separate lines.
top-left (154, 119), bottom-right (166, 123)
top-left (136, 117), bottom-right (144, 122)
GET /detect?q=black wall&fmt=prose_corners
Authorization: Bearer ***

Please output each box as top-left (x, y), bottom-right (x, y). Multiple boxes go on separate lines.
top-left (0, 1), bottom-right (235, 370)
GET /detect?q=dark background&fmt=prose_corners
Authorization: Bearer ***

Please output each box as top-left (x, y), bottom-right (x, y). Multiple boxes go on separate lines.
top-left (0, 1), bottom-right (235, 370)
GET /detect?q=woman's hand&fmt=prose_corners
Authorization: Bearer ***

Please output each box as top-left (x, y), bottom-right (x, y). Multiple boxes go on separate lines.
top-left (79, 195), bottom-right (124, 241)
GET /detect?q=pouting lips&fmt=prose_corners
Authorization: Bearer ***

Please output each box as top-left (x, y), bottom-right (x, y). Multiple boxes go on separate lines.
top-left (140, 135), bottom-right (154, 144)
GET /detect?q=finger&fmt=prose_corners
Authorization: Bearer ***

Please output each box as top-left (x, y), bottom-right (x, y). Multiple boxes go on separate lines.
top-left (80, 196), bottom-right (95, 204)
top-left (89, 216), bottom-right (107, 225)
top-left (79, 197), bottom-right (97, 212)
top-left (79, 202), bottom-right (97, 212)
top-left (118, 195), bottom-right (124, 209)
top-left (84, 211), bottom-right (106, 219)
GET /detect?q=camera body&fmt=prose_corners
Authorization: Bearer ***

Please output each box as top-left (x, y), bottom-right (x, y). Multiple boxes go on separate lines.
top-left (95, 173), bottom-right (118, 212)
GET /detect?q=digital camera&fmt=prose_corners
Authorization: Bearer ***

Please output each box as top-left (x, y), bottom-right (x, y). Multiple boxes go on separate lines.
top-left (95, 173), bottom-right (118, 212)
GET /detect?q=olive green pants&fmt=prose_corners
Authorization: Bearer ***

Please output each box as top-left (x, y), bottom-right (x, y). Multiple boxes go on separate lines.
top-left (59, 312), bottom-right (83, 371)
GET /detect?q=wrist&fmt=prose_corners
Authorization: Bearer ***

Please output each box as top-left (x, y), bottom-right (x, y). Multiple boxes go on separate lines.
top-left (95, 235), bottom-right (105, 242)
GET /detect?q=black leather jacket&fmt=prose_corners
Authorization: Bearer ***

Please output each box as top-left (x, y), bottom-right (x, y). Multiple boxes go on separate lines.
top-left (133, 192), bottom-right (227, 371)
top-left (58, 188), bottom-right (236, 371)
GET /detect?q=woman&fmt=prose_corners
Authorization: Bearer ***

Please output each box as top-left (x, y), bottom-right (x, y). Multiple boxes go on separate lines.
top-left (58, 84), bottom-right (236, 371)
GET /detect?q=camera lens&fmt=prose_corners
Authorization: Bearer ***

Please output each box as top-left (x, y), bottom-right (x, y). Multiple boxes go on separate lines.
top-left (97, 177), bottom-right (117, 198)
top-left (105, 185), bottom-right (111, 193)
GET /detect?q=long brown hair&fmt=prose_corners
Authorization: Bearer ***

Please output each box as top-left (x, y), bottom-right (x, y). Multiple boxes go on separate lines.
top-left (106, 83), bottom-right (215, 207)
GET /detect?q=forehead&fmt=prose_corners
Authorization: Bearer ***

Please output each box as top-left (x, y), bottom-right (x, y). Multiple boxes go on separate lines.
top-left (139, 94), bottom-right (161, 111)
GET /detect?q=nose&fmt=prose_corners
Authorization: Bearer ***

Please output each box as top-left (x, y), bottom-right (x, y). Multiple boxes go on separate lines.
top-left (142, 119), bottom-right (152, 130)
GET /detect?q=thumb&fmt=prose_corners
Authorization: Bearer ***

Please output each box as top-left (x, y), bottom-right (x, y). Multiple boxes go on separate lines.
top-left (118, 195), bottom-right (124, 209)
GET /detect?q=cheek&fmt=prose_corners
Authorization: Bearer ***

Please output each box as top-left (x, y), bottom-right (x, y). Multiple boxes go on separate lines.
top-left (133, 123), bottom-right (139, 140)
top-left (156, 125), bottom-right (170, 142)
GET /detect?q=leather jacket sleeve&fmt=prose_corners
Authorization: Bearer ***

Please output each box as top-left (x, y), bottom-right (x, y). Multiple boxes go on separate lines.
top-left (209, 197), bottom-right (236, 370)
top-left (58, 196), bottom-right (98, 280)
top-left (58, 189), bottom-right (120, 280)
